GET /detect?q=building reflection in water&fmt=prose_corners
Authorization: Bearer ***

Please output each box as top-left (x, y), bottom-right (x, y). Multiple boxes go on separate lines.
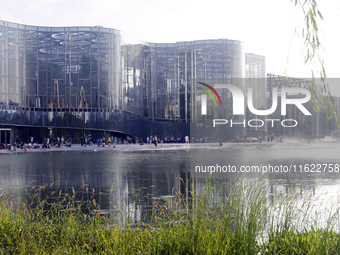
top-left (0, 150), bottom-right (191, 225)
top-left (0, 145), bottom-right (339, 226)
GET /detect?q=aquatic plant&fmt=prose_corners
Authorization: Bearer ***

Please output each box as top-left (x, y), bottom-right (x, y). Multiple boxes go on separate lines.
top-left (0, 177), bottom-right (339, 254)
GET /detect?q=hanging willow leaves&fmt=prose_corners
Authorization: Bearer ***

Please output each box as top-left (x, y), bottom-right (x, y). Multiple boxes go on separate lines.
top-left (292, 0), bottom-right (338, 124)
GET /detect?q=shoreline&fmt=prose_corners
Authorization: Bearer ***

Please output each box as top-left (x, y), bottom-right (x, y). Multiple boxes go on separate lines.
top-left (1, 137), bottom-right (339, 154)
top-left (0, 143), bottom-right (191, 153)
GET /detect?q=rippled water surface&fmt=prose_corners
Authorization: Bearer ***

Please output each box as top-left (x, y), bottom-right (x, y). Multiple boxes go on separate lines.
top-left (1, 141), bottom-right (339, 221)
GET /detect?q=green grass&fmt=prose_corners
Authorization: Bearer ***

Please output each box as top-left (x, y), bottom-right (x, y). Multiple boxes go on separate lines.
top-left (0, 178), bottom-right (340, 254)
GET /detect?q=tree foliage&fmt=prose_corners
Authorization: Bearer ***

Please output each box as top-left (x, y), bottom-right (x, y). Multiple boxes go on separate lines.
top-left (293, 0), bottom-right (338, 124)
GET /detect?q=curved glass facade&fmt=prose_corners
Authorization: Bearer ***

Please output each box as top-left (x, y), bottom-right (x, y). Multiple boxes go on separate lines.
top-left (0, 20), bottom-right (245, 142)
top-left (0, 21), bottom-right (149, 112)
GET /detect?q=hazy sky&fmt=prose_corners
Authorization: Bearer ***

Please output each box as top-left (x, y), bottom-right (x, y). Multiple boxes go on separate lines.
top-left (0, 0), bottom-right (339, 79)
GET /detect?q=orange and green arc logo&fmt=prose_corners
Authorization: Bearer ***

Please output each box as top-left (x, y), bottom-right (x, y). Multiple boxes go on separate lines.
top-left (198, 82), bottom-right (223, 106)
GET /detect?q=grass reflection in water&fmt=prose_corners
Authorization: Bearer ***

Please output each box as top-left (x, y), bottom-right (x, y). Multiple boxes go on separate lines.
top-left (1, 177), bottom-right (340, 254)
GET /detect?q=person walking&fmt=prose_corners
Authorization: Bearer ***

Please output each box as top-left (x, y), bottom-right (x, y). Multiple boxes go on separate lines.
top-left (113, 137), bottom-right (117, 148)
top-left (154, 135), bottom-right (158, 148)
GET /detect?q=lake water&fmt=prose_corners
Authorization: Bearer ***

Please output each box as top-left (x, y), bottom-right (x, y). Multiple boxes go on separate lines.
top-left (1, 140), bottom-right (340, 224)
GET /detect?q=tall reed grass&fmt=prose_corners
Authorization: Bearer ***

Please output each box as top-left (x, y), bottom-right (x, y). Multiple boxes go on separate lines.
top-left (0, 177), bottom-right (339, 254)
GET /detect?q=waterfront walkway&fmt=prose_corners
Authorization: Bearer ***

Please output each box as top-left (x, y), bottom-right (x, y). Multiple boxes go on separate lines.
top-left (0, 137), bottom-right (337, 154)
top-left (0, 143), bottom-right (191, 153)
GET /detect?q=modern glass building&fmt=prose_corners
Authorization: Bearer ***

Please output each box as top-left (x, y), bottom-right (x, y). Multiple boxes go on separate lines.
top-left (0, 20), bottom-right (246, 143)
top-left (3, 20), bottom-right (333, 145)
top-left (245, 53), bottom-right (267, 136)
top-left (266, 74), bottom-right (340, 139)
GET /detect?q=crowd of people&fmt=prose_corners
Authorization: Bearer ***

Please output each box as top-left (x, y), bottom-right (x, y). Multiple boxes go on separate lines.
top-left (0, 135), bottom-right (192, 151)
top-left (80, 136), bottom-right (118, 148)
top-left (0, 136), bottom-right (74, 152)
top-left (79, 135), bottom-right (191, 148)
top-left (124, 135), bottom-right (190, 147)
top-left (232, 135), bottom-right (284, 143)
top-left (0, 133), bottom-right (291, 152)
top-left (41, 136), bottom-right (72, 148)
